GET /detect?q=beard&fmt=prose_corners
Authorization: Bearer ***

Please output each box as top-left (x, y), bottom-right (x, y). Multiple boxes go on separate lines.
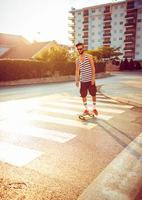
top-left (79, 50), bottom-right (84, 55)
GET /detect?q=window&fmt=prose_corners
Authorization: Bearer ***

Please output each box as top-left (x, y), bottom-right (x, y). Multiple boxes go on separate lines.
top-left (92, 9), bottom-right (95, 13)
top-left (120, 21), bottom-right (123, 25)
top-left (137, 35), bottom-right (141, 39)
top-left (119, 29), bottom-right (123, 33)
top-left (136, 52), bottom-right (140, 55)
top-left (119, 37), bottom-right (122, 40)
top-left (120, 13), bottom-right (124, 17)
top-left (114, 14), bottom-right (118, 17)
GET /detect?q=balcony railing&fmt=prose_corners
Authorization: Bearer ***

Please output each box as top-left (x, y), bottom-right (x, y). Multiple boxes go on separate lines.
top-left (124, 46), bottom-right (135, 50)
top-left (125, 13), bottom-right (136, 18)
top-left (104, 9), bottom-right (110, 13)
top-left (103, 40), bottom-right (111, 44)
top-left (125, 22), bottom-right (136, 27)
top-left (104, 25), bottom-right (111, 29)
top-left (124, 39), bottom-right (134, 43)
top-left (104, 17), bottom-right (112, 21)
top-left (103, 33), bottom-right (111, 37)
top-left (124, 31), bottom-right (135, 36)
top-left (83, 20), bottom-right (88, 24)
top-left (83, 27), bottom-right (88, 31)
top-left (83, 34), bottom-right (88, 38)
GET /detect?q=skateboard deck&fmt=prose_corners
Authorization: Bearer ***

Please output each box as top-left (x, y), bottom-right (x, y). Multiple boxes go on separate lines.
top-left (78, 113), bottom-right (95, 121)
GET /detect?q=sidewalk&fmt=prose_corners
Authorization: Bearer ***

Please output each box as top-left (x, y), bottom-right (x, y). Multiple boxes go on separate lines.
top-left (100, 70), bottom-right (142, 108)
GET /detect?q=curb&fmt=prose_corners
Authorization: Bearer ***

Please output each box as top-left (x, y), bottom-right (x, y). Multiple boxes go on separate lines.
top-left (0, 72), bottom-right (110, 87)
top-left (77, 133), bottom-right (142, 200)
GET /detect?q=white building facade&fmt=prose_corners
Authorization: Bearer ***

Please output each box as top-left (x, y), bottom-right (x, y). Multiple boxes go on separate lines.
top-left (68, 0), bottom-right (142, 61)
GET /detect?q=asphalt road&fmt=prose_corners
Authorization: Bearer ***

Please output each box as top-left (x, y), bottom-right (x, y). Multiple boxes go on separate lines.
top-left (0, 78), bottom-right (142, 200)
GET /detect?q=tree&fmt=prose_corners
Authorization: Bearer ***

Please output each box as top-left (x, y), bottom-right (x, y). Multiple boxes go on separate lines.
top-left (87, 46), bottom-right (122, 61)
top-left (33, 41), bottom-right (75, 75)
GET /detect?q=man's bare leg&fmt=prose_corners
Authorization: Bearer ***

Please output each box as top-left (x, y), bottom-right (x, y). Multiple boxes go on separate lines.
top-left (82, 97), bottom-right (89, 114)
top-left (92, 96), bottom-right (98, 115)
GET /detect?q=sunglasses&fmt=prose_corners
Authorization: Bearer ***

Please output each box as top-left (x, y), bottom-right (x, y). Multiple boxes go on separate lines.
top-left (77, 48), bottom-right (83, 51)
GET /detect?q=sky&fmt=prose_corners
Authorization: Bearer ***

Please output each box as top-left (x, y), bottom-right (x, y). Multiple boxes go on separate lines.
top-left (0, 0), bottom-right (123, 45)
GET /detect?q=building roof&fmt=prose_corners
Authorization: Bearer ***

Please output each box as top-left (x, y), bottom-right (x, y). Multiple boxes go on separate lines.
top-left (0, 33), bottom-right (29, 47)
top-left (0, 42), bottom-right (49, 59)
top-left (71, 0), bottom-right (126, 12)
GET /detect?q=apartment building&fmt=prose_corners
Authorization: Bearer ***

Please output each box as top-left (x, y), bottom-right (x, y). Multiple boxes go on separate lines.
top-left (68, 0), bottom-right (142, 61)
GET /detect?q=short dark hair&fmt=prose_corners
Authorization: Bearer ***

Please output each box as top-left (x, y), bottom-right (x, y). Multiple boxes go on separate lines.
top-left (75, 42), bottom-right (84, 48)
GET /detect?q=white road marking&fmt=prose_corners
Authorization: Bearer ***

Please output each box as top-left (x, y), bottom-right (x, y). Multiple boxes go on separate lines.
top-left (43, 102), bottom-right (125, 114)
top-left (0, 122), bottom-right (76, 143)
top-left (61, 99), bottom-right (133, 109)
top-left (28, 114), bottom-right (96, 129)
top-left (0, 141), bottom-right (43, 167)
top-left (36, 106), bottom-right (113, 121)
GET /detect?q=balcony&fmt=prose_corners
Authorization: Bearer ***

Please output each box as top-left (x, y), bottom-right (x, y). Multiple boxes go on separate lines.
top-left (83, 20), bottom-right (89, 24)
top-left (69, 36), bottom-right (75, 41)
top-left (104, 17), bottom-right (112, 21)
top-left (125, 22), bottom-right (136, 27)
top-left (125, 14), bottom-right (136, 18)
top-left (103, 33), bottom-right (111, 37)
top-left (83, 35), bottom-right (88, 38)
top-left (68, 23), bottom-right (75, 28)
top-left (104, 25), bottom-right (111, 29)
top-left (83, 9), bottom-right (89, 16)
top-left (104, 7), bottom-right (110, 14)
top-left (84, 45), bottom-right (88, 50)
top-left (124, 39), bottom-right (134, 43)
top-left (124, 31), bottom-right (135, 36)
top-left (103, 40), bottom-right (111, 44)
top-left (83, 27), bottom-right (88, 31)
top-left (124, 46), bottom-right (135, 50)
top-left (68, 16), bottom-right (75, 21)
top-left (83, 25), bottom-right (88, 31)
top-left (84, 41), bottom-right (88, 45)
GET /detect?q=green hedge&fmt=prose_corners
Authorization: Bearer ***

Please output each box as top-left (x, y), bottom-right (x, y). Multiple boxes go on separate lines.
top-left (0, 59), bottom-right (106, 82)
top-left (95, 62), bottom-right (106, 73)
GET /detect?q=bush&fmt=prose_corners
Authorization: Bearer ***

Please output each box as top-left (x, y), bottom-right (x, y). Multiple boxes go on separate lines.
top-left (0, 59), bottom-right (76, 81)
top-left (95, 62), bottom-right (106, 73)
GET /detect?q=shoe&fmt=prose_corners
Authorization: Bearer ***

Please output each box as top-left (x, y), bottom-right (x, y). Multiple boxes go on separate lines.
top-left (93, 109), bottom-right (98, 116)
top-left (83, 109), bottom-right (90, 116)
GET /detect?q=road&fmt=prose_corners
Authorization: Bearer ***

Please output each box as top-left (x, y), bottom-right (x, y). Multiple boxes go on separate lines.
top-left (0, 76), bottom-right (142, 200)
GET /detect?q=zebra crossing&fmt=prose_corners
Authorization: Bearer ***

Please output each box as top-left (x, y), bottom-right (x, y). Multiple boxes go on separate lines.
top-left (0, 92), bottom-right (133, 167)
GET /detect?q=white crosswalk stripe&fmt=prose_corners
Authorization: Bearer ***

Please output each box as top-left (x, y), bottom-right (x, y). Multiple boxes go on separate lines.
top-left (0, 92), bottom-right (134, 167)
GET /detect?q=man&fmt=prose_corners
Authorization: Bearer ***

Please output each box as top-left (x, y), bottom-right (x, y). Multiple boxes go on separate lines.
top-left (75, 42), bottom-right (98, 116)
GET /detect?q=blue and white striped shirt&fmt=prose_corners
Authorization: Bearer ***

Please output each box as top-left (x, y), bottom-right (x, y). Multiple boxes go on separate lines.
top-left (78, 54), bottom-right (92, 82)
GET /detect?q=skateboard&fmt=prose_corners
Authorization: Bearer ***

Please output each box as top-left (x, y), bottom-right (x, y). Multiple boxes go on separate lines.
top-left (78, 112), bottom-right (95, 121)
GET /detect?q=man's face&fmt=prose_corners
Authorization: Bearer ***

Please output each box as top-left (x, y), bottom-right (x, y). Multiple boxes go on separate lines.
top-left (77, 45), bottom-right (84, 55)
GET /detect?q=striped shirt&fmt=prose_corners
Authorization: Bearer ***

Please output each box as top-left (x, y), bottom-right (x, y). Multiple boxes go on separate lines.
top-left (78, 54), bottom-right (92, 82)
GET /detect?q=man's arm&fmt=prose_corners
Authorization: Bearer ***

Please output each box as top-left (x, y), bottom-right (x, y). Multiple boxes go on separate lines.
top-left (75, 58), bottom-right (80, 87)
top-left (88, 54), bottom-right (95, 85)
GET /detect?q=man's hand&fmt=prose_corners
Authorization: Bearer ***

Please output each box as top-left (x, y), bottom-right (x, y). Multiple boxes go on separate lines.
top-left (76, 81), bottom-right (79, 87)
top-left (91, 80), bottom-right (95, 85)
